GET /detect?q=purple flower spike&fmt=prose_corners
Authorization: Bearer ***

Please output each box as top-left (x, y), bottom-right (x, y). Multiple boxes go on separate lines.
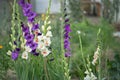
top-left (63, 5), bottom-right (71, 57)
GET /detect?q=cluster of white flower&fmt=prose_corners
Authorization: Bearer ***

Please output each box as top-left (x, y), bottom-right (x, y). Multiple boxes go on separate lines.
top-left (36, 26), bottom-right (52, 57)
top-left (92, 46), bottom-right (100, 65)
top-left (84, 70), bottom-right (97, 80)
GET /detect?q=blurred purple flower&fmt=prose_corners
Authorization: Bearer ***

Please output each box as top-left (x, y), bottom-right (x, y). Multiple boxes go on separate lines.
top-left (30, 42), bottom-right (38, 50)
top-left (32, 23), bottom-right (39, 31)
top-left (65, 51), bottom-right (71, 57)
top-left (11, 48), bottom-right (20, 60)
top-left (64, 20), bottom-right (71, 57)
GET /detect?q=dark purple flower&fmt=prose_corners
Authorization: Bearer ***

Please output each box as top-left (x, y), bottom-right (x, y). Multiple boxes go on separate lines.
top-left (30, 42), bottom-right (38, 50)
top-left (64, 24), bottom-right (71, 32)
top-left (32, 23), bottom-right (39, 31)
top-left (65, 19), bottom-right (69, 23)
top-left (14, 41), bottom-right (17, 45)
top-left (16, 48), bottom-right (21, 52)
top-left (26, 40), bottom-right (32, 46)
top-left (25, 34), bottom-right (34, 42)
top-left (23, 3), bottom-right (32, 11)
top-left (34, 52), bottom-right (39, 56)
top-left (27, 12), bottom-right (37, 22)
top-left (22, 26), bottom-right (29, 33)
top-left (18, 0), bottom-right (25, 7)
top-left (38, 33), bottom-right (42, 36)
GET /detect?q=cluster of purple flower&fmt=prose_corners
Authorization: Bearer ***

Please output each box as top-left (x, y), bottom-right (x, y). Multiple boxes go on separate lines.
top-left (11, 0), bottom-right (40, 60)
top-left (19, 0), bottom-right (36, 22)
top-left (21, 23), bottom-right (39, 56)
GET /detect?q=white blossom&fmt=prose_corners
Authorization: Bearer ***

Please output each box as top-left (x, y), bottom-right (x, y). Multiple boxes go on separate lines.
top-left (77, 30), bottom-right (81, 34)
top-left (41, 47), bottom-right (51, 57)
top-left (47, 26), bottom-right (52, 31)
top-left (25, 46), bottom-right (32, 52)
top-left (84, 71), bottom-right (97, 80)
top-left (22, 51), bottom-right (28, 60)
top-left (46, 31), bottom-right (52, 37)
top-left (43, 37), bottom-right (51, 46)
top-left (7, 50), bottom-right (12, 55)
top-left (38, 34), bottom-right (44, 41)
top-left (42, 25), bottom-right (45, 31)
top-left (92, 47), bottom-right (100, 65)
top-left (38, 41), bottom-right (45, 50)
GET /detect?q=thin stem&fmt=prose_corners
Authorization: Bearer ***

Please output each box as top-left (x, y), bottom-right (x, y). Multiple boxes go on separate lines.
top-left (98, 49), bottom-right (101, 80)
top-left (78, 35), bottom-right (87, 70)
top-left (44, 58), bottom-right (49, 80)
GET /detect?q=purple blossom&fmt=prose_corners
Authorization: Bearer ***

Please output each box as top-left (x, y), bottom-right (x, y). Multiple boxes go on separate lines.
top-left (19, 0), bottom-right (37, 23)
top-left (25, 34), bottom-right (34, 42)
top-left (64, 24), bottom-right (71, 32)
top-left (30, 42), bottom-right (38, 50)
top-left (32, 23), bottom-right (39, 31)
top-left (22, 26), bottom-right (29, 33)
top-left (27, 12), bottom-right (37, 22)
top-left (18, 0), bottom-right (39, 56)
top-left (64, 19), bottom-right (71, 57)
top-left (26, 40), bottom-right (32, 46)
top-left (11, 48), bottom-right (20, 60)
top-left (18, 0), bottom-right (25, 7)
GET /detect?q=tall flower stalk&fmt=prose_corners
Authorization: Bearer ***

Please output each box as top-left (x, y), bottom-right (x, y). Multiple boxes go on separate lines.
top-left (60, 0), bottom-right (71, 80)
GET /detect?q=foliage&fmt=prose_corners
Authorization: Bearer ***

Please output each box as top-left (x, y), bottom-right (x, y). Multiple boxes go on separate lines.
top-left (108, 53), bottom-right (120, 80)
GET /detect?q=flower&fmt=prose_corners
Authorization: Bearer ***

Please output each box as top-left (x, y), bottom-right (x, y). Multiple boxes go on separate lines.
top-left (41, 47), bottom-right (51, 57)
top-left (38, 42), bottom-right (45, 50)
top-left (19, 0), bottom-right (37, 22)
top-left (0, 45), bottom-right (3, 49)
top-left (92, 47), bottom-right (100, 65)
top-left (77, 30), bottom-right (81, 34)
top-left (47, 26), bottom-right (51, 31)
top-left (25, 46), bottom-right (32, 52)
top-left (22, 51), bottom-right (28, 59)
top-left (11, 48), bottom-right (20, 60)
top-left (84, 72), bottom-right (97, 80)
top-left (43, 37), bottom-right (51, 46)
top-left (64, 24), bottom-right (71, 57)
top-left (30, 42), bottom-right (38, 50)
top-left (32, 23), bottom-right (39, 31)
top-left (7, 50), bottom-right (12, 55)
top-left (46, 31), bottom-right (52, 37)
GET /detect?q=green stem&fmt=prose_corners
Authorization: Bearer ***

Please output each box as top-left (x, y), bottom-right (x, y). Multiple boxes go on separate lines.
top-left (44, 58), bottom-right (49, 80)
top-left (78, 35), bottom-right (87, 70)
top-left (98, 49), bottom-right (101, 80)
